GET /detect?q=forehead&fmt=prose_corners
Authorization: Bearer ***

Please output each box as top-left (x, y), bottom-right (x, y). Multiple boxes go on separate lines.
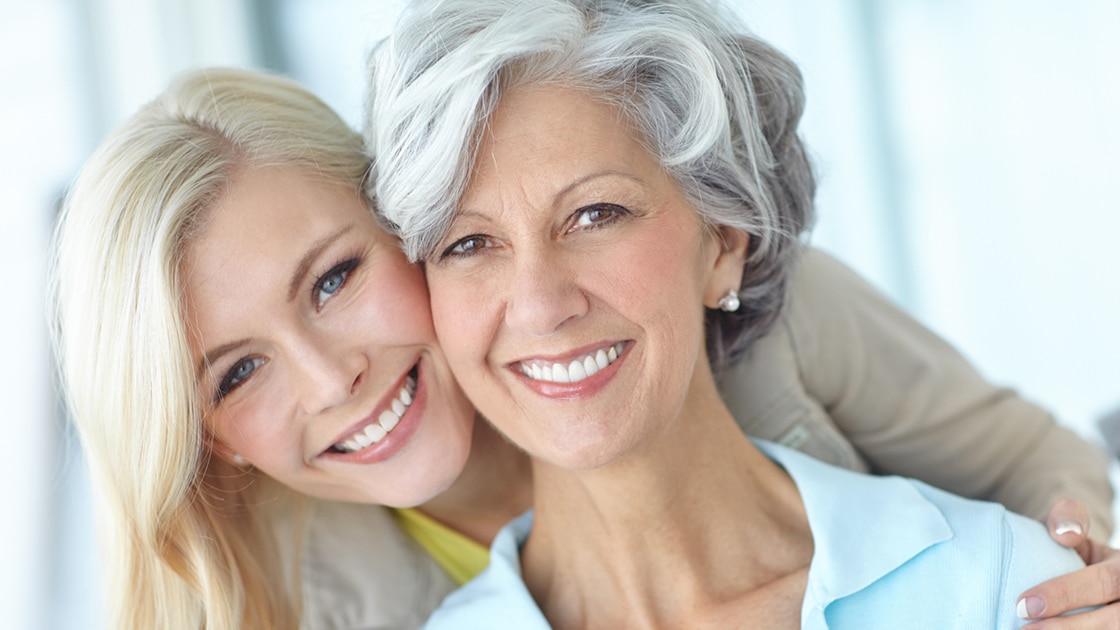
top-left (463, 85), bottom-right (663, 208)
top-left (185, 167), bottom-right (369, 274)
top-left (203, 166), bottom-right (361, 240)
top-left (483, 85), bottom-right (638, 159)
top-left (180, 166), bottom-right (368, 320)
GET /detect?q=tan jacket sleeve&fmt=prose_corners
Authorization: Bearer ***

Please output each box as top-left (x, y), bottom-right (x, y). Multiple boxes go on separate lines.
top-left (271, 499), bottom-right (455, 629)
top-left (720, 247), bottom-right (1114, 537)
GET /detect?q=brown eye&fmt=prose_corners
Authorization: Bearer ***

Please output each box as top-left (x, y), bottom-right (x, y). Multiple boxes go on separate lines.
top-left (572, 203), bottom-right (629, 230)
top-left (440, 235), bottom-right (493, 260)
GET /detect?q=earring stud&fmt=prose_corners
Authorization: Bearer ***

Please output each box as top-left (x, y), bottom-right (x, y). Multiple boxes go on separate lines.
top-left (231, 453), bottom-right (247, 466)
top-left (717, 289), bottom-right (740, 312)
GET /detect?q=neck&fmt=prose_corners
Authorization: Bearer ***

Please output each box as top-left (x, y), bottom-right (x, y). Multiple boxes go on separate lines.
top-left (522, 377), bottom-right (813, 628)
top-left (418, 416), bottom-right (532, 546)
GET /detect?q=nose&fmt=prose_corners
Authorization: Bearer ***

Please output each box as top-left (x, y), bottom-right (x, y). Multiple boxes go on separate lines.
top-left (503, 247), bottom-right (589, 337)
top-left (288, 330), bottom-right (364, 415)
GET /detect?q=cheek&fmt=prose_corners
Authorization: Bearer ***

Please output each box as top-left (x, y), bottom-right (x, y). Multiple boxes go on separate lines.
top-left (208, 396), bottom-right (288, 463)
top-left (606, 224), bottom-right (709, 315)
top-left (354, 257), bottom-right (437, 340)
top-left (427, 273), bottom-right (486, 367)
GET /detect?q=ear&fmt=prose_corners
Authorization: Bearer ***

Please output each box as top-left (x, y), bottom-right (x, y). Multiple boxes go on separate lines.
top-left (205, 431), bottom-right (248, 467)
top-left (702, 226), bottom-right (750, 309)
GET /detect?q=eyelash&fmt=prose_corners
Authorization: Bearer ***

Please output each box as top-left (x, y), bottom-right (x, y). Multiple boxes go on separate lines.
top-left (215, 357), bottom-right (265, 403)
top-left (569, 203), bottom-right (629, 231)
top-left (437, 203), bottom-right (631, 261)
top-left (312, 256), bottom-right (361, 310)
top-left (211, 254), bottom-right (362, 404)
top-left (438, 235), bottom-right (492, 261)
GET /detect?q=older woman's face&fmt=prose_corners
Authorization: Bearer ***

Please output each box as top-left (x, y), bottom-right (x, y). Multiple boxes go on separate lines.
top-left (182, 166), bottom-right (475, 506)
top-left (425, 86), bottom-right (738, 470)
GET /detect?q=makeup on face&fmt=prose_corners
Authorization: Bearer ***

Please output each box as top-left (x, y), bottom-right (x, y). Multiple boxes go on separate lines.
top-left (426, 85), bottom-right (724, 471)
top-left (182, 165), bottom-right (476, 506)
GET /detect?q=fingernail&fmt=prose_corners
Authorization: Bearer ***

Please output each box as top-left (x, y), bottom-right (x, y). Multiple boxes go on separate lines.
top-left (1054, 520), bottom-right (1083, 536)
top-left (1017, 596), bottom-right (1045, 619)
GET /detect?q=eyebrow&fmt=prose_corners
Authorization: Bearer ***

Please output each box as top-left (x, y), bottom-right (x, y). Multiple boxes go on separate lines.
top-left (197, 339), bottom-right (250, 383)
top-left (553, 170), bottom-right (644, 203)
top-left (287, 224), bottom-right (355, 302)
top-left (457, 170), bottom-right (646, 222)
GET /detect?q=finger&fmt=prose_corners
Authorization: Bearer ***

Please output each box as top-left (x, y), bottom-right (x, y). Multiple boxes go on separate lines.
top-left (1023, 600), bottom-right (1120, 629)
top-left (1045, 498), bottom-right (1091, 560)
top-left (1019, 557), bottom-right (1120, 619)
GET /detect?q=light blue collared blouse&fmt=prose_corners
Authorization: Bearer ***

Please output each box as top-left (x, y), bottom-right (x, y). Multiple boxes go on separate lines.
top-left (423, 441), bottom-right (1085, 629)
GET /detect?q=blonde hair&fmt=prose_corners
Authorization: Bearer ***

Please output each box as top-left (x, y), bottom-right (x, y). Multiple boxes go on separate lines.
top-left (48, 67), bottom-right (369, 629)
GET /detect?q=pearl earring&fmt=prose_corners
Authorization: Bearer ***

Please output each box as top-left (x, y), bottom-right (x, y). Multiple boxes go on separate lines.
top-left (231, 453), bottom-right (247, 466)
top-left (717, 289), bottom-right (741, 312)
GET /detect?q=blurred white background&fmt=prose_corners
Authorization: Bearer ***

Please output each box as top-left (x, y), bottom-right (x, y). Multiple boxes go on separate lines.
top-left (2, 0), bottom-right (1117, 627)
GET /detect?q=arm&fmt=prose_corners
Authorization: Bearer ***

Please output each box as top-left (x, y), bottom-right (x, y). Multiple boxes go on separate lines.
top-left (721, 247), bottom-right (1113, 536)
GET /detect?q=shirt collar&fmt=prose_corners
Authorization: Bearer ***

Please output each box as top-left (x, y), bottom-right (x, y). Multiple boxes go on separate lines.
top-left (476, 442), bottom-right (954, 626)
top-left (460, 511), bottom-right (548, 624)
top-left (755, 441), bottom-right (953, 611)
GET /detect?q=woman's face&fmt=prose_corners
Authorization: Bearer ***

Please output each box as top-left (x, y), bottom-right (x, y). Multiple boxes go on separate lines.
top-left (425, 85), bottom-right (743, 471)
top-left (182, 166), bottom-right (476, 506)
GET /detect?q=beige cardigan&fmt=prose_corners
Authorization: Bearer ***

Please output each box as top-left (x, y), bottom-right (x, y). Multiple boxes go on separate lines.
top-left (293, 247), bottom-right (1113, 629)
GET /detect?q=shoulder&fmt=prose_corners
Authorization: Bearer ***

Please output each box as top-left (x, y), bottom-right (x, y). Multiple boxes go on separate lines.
top-left (870, 482), bottom-right (1084, 627)
top-left (921, 484), bottom-right (1086, 627)
top-left (785, 246), bottom-right (881, 324)
top-left (760, 443), bottom-right (1085, 628)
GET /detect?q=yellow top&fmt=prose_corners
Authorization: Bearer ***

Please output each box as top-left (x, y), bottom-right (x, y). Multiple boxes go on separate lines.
top-left (392, 507), bottom-right (490, 586)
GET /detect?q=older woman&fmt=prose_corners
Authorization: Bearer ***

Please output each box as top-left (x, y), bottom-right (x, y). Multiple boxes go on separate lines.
top-left (366, 0), bottom-right (1093, 626)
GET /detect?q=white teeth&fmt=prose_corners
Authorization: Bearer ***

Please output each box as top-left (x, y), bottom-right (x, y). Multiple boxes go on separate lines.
top-left (365, 423), bottom-right (387, 443)
top-left (520, 343), bottom-right (625, 385)
top-left (379, 409), bottom-right (400, 432)
top-left (551, 363), bottom-right (570, 383)
top-left (333, 371), bottom-right (418, 453)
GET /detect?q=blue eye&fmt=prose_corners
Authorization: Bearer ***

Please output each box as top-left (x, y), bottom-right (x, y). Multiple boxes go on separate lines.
top-left (313, 258), bottom-right (360, 308)
top-left (318, 271), bottom-right (345, 300)
top-left (216, 357), bottom-right (265, 401)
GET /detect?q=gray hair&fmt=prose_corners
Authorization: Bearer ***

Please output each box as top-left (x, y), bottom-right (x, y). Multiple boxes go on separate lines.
top-left (366, 0), bottom-right (815, 370)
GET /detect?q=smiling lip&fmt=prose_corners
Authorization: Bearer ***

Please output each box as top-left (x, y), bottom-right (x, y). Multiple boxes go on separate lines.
top-left (319, 359), bottom-right (427, 465)
top-left (510, 341), bottom-right (629, 399)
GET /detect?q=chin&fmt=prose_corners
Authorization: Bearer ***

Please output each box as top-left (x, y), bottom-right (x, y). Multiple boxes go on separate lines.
top-left (530, 423), bottom-right (636, 471)
top-left (386, 455), bottom-right (471, 508)
top-left (537, 441), bottom-right (626, 472)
